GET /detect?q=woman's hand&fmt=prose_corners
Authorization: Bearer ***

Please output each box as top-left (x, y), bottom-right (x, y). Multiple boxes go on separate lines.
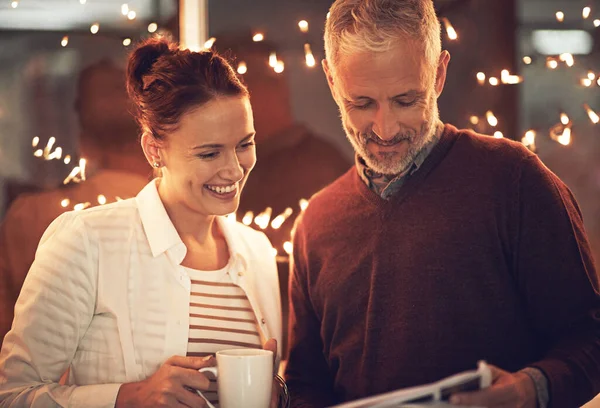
top-left (115, 355), bottom-right (216, 408)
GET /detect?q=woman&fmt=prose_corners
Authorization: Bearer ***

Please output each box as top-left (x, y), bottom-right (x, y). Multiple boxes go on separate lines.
top-left (0, 38), bottom-right (283, 407)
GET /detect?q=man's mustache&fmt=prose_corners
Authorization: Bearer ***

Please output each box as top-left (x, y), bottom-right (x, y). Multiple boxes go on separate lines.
top-left (359, 130), bottom-right (415, 146)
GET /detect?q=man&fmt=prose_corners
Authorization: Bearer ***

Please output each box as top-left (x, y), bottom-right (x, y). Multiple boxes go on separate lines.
top-left (284, 1), bottom-right (600, 407)
top-left (0, 60), bottom-right (149, 343)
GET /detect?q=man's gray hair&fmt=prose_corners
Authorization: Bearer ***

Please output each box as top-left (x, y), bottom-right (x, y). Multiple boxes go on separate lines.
top-left (324, 0), bottom-right (442, 73)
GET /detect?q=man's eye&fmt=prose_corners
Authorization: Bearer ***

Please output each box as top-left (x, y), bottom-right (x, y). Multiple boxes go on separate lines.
top-left (395, 99), bottom-right (417, 107)
top-left (353, 101), bottom-right (373, 109)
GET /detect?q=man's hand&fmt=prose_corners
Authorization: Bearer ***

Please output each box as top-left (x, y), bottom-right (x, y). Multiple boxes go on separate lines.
top-left (450, 365), bottom-right (537, 408)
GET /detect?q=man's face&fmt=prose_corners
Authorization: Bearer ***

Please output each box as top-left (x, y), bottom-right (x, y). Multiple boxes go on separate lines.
top-left (325, 40), bottom-right (448, 175)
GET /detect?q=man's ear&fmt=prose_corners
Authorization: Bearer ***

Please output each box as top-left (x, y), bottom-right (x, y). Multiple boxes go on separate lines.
top-left (434, 50), bottom-right (451, 97)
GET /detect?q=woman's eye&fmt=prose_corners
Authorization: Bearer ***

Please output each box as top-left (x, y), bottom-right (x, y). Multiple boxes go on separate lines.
top-left (237, 142), bottom-right (256, 150)
top-left (197, 152), bottom-right (218, 159)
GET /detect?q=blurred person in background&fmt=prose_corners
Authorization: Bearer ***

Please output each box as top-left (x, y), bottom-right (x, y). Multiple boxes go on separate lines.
top-left (214, 34), bottom-right (351, 255)
top-left (0, 59), bottom-right (149, 343)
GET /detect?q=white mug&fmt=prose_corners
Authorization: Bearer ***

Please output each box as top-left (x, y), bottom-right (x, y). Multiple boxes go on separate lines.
top-left (199, 348), bottom-right (274, 408)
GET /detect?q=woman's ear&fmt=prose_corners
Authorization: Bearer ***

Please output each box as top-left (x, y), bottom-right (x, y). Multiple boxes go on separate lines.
top-left (140, 133), bottom-right (162, 167)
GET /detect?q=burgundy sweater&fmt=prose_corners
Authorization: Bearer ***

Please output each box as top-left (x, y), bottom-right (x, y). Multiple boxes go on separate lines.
top-left (285, 125), bottom-right (600, 408)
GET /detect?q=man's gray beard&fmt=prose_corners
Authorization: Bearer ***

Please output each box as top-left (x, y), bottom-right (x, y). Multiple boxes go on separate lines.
top-left (343, 103), bottom-right (440, 175)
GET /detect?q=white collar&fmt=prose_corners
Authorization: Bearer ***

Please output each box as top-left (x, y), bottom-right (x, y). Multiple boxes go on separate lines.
top-left (135, 179), bottom-right (249, 271)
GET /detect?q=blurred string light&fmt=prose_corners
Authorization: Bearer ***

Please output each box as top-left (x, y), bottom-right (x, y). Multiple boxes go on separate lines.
top-left (493, 131), bottom-right (504, 139)
top-left (79, 0), bottom-right (86, 4)
top-left (237, 61), bottom-right (247, 74)
top-left (584, 103), bottom-right (599, 124)
top-left (60, 198), bottom-right (70, 208)
top-left (489, 77), bottom-right (499, 86)
top-left (299, 198), bottom-right (309, 211)
top-left (476, 72), bottom-right (486, 85)
top-left (440, 17), bottom-right (458, 40)
top-left (242, 211), bottom-right (254, 226)
top-left (560, 113), bottom-right (570, 125)
top-left (61, 36), bottom-right (69, 47)
top-left (582, 7), bottom-right (591, 19)
top-left (523, 56), bottom-right (532, 65)
top-left (469, 115), bottom-right (479, 125)
top-left (522, 130), bottom-right (536, 150)
top-left (121, 3), bottom-right (129, 16)
top-left (555, 11), bottom-right (565, 22)
top-left (74, 202), bottom-right (91, 211)
top-left (581, 77), bottom-right (593, 87)
top-left (269, 52), bottom-right (277, 68)
top-left (32, 136), bottom-right (39, 148)
top-left (298, 20), bottom-right (309, 33)
top-left (97, 195), bottom-right (107, 205)
top-left (274, 60), bottom-right (285, 73)
top-left (254, 207), bottom-right (272, 230)
top-left (557, 127), bottom-right (571, 146)
top-left (148, 22), bottom-right (158, 33)
top-left (594, 19), bottom-right (600, 27)
top-left (252, 33), bottom-right (264, 42)
top-left (283, 241), bottom-right (293, 255)
top-left (64, 155), bottom-right (71, 164)
top-left (127, 10), bottom-right (136, 20)
top-left (486, 111), bottom-right (498, 127)
top-left (11, 1), bottom-right (18, 9)
top-left (90, 23), bottom-right (100, 34)
top-left (204, 37), bottom-right (216, 49)
top-left (500, 69), bottom-right (522, 84)
top-left (271, 208), bottom-right (294, 229)
top-left (304, 43), bottom-right (316, 67)
top-left (123, 38), bottom-right (132, 46)
top-left (546, 58), bottom-right (558, 69)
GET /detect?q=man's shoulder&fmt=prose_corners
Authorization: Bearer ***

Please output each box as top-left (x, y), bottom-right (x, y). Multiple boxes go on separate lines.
top-left (452, 127), bottom-right (535, 163)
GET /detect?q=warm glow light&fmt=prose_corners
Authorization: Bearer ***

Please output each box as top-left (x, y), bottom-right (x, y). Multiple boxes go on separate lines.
top-left (32, 136), bottom-right (39, 148)
top-left (326, 12), bottom-right (330, 19)
top-left (269, 52), bottom-right (277, 68)
top-left (74, 202), bottom-right (91, 211)
top-left (556, 11), bottom-right (564, 22)
top-left (97, 195), bottom-right (107, 205)
top-left (583, 7), bottom-right (591, 19)
top-left (274, 60), bottom-right (285, 73)
top-left (558, 127), bottom-right (571, 146)
top-left (523, 56), bottom-right (532, 65)
top-left (486, 111), bottom-right (498, 127)
top-left (61, 36), bottom-right (69, 47)
top-left (299, 199), bottom-right (309, 211)
top-left (254, 207), bottom-right (273, 230)
top-left (33, 149), bottom-right (43, 157)
top-left (283, 241), bottom-right (293, 255)
top-left (560, 113), bottom-right (570, 125)
top-left (587, 71), bottom-right (596, 81)
top-left (522, 130), bottom-right (536, 146)
top-left (252, 33), bottom-right (264, 42)
top-left (123, 38), bottom-right (132, 46)
top-left (90, 23), bottom-right (100, 34)
top-left (48, 146), bottom-right (63, 161)
top-left (493, 131), bottom-right (504, 139)
top-left (121, 3), bottom-right (129, 16)
top-left (242, 211), bottom-right (254, 226)
top-left (80, 0), bottom-right (86, 4)
top-left (597, 78), bottom-right (600, 86)
top-left (547, 59), bottom-right (558, 69)
top-left (271, 208), bottom-right (294, 230)
top-left (79, 158), bottom-right (87, 181)
top-left (11, 1), bottom-right (18, 8)
top-left (298, 20), bottom-right (309, 33)
top-left (441, 17), bottom-right (458, 40)
top-left (63, 166), bottom-right (80, 185)
top-left (44, 137), bottom-right (56, 159)
top-left (595, 19), bottom-right (600, 27)
top-left (489, 77), bottom-right (499, 86)
top-left (127, 10), bottom-right (136, 20)
top-left (148, 23), bottom-right (158, 33)
top-left (304, 44), bottom-right (316, 67)
top-left (500, 69), bottom-right (523, 84)
top-left (582, 78), bottom-right (593, 87)
top-left (476, 72), bottom-right (486, 85)
top-left (204, 37), bottom-right (216, 49)
top-left (64, 155), bottom-right (71, 164)
top-left (559, 53), bottom-right (574, 67)
top-left (584, 103), bottom-right (600, 124)
top-left (60, 198), bottom-right (70, 208)
top-left (237, 61), bottom-right (247, 75)
top-left (469, 116), bottom-right (479, 125)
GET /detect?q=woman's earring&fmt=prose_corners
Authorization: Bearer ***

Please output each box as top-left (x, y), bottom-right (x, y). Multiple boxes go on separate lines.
top-left (152, 161), bottom-right (161, 168)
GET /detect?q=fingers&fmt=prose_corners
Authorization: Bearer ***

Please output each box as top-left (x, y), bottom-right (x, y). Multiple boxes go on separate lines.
top-left (450, 383), bottom-right (511, 407)
top-left (263, 338), bottom-right (277, 355)
top-left (166, 355), bottom-right (215, 370)
top-left (175, 387), bottom-right (208, 408)
top-left (176, 367), bottom-right (212, 391)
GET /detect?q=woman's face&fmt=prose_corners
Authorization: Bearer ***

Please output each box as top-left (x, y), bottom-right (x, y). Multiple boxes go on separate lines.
top-left (153, 96), bottom-right (256, 218)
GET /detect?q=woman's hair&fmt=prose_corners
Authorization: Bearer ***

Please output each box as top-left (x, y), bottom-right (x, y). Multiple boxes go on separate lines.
top-left (324, 0), bottom-right (441, 75)
top-left (126, 37), bottom-right (248, 141)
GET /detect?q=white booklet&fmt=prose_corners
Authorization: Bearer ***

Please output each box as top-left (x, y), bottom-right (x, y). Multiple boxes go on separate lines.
top-left (329, 361), bottom-right (492, 408)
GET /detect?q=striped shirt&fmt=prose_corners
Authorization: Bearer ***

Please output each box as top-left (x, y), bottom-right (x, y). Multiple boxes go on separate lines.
top-left (186, 264), bottom-right (262, 407)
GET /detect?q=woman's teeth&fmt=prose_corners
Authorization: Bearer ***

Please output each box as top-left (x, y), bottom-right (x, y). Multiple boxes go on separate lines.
top-left (206, 184), bottom-right (236, 194)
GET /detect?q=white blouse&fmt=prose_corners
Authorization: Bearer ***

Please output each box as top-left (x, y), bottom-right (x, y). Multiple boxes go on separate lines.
top-left (0, 180), bottom-right (282, 408)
